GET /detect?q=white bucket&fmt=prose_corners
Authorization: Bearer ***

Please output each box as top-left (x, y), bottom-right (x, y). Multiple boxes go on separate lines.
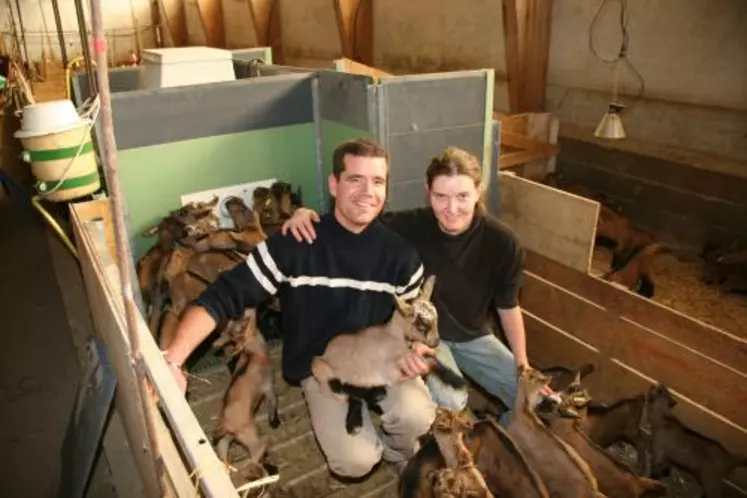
top-left (14, 99), bottom-right (101, 202)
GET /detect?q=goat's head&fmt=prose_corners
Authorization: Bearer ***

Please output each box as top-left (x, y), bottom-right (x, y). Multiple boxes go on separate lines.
top-left (179, 195), bottom-right (220, 218)
top-left (270, 181), bottom-right (296, 218)
top-left (428, 468), bottom-right (491, 498)
top-left (394, 275), bottom-right (440, 347)
top-left (517, 364), bottom-right (551, 408)
top-left (213, 309), bottom-right (259, 358)
top-left (252, 187), bottom-right (282, 226)
top-left (647, 383), bottom-right (677, 415)
top-left (433, 407), bottom-right (474, 435)
top-left (224, 196), bottom-right (257, 231)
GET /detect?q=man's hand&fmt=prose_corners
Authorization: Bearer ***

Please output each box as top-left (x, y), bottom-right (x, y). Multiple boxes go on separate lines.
top-left (280, 207), bottom-right (320, 244)
top-left (162, 350), bottom-right (188, 396)
top-left (398, 342), bottom-right (435, 380)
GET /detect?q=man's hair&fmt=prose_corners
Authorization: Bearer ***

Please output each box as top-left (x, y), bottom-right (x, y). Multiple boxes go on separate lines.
top-left (332, 138), bottom-right (389, 179)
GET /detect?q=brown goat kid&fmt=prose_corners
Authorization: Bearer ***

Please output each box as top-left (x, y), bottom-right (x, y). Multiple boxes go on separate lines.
top-left (398, 413), bottom-right (549, 498)
top-left (506, 366), bottom-right (605, 498)
top-left (575, 394), bottom-right (651, 476)
top-left (541, 377), bottom-right (667, 498)
top-left (603, 243), bottom-right (668, 298)
top-left (427, 409), bottom-right (494, 498)
top-left (213, 309), bottom-right (280, 465)
top-left (645, 384), bottom-right (747, 498)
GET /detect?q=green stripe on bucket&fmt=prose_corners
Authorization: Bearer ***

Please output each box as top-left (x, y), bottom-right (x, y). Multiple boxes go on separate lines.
top-left (26, 142), bottom-right (94, 162)
top-left (36, 171), bottom-right (100, 193)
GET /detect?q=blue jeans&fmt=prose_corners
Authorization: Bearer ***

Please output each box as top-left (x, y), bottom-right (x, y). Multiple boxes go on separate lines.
top-left (425, 334), bottom-right (517, 426)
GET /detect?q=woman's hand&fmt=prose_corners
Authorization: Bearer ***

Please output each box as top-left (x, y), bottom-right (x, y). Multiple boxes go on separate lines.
top-left (280, 207), bottom-right (320, 244)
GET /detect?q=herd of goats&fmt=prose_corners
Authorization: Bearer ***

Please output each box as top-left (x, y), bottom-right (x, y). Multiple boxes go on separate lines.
top-left (134, 179), bottom-right (746, 497)
top-left (543, 173), bottom-right (747, 299)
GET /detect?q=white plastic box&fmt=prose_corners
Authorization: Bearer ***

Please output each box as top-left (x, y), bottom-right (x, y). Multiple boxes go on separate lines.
top-left (138, 46), bottom-right (236, 90)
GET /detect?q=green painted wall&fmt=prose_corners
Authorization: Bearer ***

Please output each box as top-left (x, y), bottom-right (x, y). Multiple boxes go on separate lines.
top-left (119, 123), bottom-right (318, 257)
top-left (320, 120), bottom-right (371, 212)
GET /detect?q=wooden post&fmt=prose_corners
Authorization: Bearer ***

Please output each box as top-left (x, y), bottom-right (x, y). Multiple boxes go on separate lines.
top-left (88, 0), bottom-right (164, 495)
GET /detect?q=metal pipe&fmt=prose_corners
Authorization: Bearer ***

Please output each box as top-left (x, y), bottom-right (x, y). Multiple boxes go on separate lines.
top-left (88, 0), bottom-right (164, 495)
top-left (75, 0), bottom-right (97, 95)
top-left (50, 0), bottom-right (69, 68)
top-left (12, 0), bottom-right (31, 67)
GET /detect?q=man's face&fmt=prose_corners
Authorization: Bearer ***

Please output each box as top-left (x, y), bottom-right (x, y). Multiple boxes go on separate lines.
top-left (328, 154), bottom-right (388, 232)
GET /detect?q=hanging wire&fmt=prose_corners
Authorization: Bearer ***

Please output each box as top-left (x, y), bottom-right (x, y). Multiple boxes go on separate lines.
top-left (588, 0), bottom-right (645, 108)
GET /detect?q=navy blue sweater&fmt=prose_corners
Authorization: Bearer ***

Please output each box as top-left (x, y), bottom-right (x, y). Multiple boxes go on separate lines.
top-left (194, 213), bottom-right (424, 384)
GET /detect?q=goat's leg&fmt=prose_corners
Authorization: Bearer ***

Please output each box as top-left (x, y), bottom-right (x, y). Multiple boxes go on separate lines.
top-left (310, 357), bottom-right (346, 403)
top-left (262, 369), bottom-right (281, 429)
top-left (346, 397), bottom-right (365, 435)
top-left (634, 435), bottom-right (652, 476)
top-left (215, 434), bottom-right (232, 463)
top-left (649, 438), bottom-right (669, 479)
top-left (234, 424), bottom-right (268, 463)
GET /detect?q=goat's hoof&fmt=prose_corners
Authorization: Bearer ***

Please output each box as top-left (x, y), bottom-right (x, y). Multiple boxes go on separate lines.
top-left (269, 413), bottom-right (281, 429)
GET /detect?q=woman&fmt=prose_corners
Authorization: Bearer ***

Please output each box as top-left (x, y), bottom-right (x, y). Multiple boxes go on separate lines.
top-left (282, 146), bottom-right (537, 423)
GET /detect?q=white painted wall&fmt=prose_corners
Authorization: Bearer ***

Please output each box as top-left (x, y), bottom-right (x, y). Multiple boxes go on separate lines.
top-left (1, 0), bottom-right (156, 64)
top-left (546, 0), bottom-right (747, 162)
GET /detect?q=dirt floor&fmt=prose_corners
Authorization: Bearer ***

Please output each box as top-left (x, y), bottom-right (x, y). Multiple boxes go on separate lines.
top-left (0, 195), bottom-right (117, 497)
top-left (590, 246), bottom-right (747, 339)
top-left (185, 344), bottom-right (398, 498)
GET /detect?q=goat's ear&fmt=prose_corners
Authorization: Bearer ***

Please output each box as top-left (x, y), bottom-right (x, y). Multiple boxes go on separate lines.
top-left (419, 275), bottom-right (436, 301)
top-left (567, 371), bottom-right (582, 391)
top-left (394, 295), bottom-right (414, 317)
top-left (142, 225), bottom-right (159, 237)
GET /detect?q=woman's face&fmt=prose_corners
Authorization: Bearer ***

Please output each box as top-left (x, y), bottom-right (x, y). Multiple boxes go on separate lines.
top-left (428, 174), bottom-right (480, 235)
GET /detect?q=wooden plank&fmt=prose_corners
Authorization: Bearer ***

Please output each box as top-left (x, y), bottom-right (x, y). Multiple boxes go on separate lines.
top-left (517, 0), bottom-right (552, 112)
top-left (524, 311), bottom-right (747, 496)
top-left (279, 0), bottom-right (344, 63)
top-left (154, 409), bottom-right (199, 498)
top-left (249, 0), bottom-right (283, 61)
top-left (501, 0), bottom-right (521, 113)
top-left (334, 0), bottom-right (359, 58)
top-left (221, 0), bottom-right (259, 49)
top-left (70, 200), bottom-right (240, 497)
top-left (523, 250), bottom-right (747, 374)
top-left (334, 57), bottom-right (391, 81)
top-left (70, 203), bottom-right (163, 496)
top-left (522, 271), bottom-right (747, 428)
top-left (157, 0), bottom-right (187, 46)
top-left (184, 0), bottom-right (209, 45)
top-left (500, 129), bottom-right (558, 155)
top-left (498, 172), bottom-right (598, 272)
top-left (197, 0), bottom-right (226, 47)
top-left (500, 149), bottom-right (556, 168)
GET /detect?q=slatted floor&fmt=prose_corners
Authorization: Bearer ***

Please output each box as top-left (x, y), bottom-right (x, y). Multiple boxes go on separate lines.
top-left (185, 342), bottom-right (399, 497)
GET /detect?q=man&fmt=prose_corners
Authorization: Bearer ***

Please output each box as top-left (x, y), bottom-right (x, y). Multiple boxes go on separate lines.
top-left (162, 138), bottom-right (437, 478)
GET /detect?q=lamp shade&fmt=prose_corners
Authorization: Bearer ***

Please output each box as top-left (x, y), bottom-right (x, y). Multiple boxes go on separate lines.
top-left (594, 111), bottom-right (626, 139)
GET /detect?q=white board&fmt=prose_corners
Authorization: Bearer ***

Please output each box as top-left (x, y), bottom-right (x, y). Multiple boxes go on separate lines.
top-left (498, 172), bottom-right (599, 273)
top-left (180, 179), bottom-right (277, 228)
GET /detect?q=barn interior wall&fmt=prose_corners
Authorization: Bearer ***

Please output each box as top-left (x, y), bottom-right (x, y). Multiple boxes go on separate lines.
top-left (119, 124), bottom-right (318, 257)
top-left (556, 138), bottom-right (747, 255)
top-left (547, 0), bottom-right (747, 165)
top-left (1, 0), bottom-right (156, 63)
